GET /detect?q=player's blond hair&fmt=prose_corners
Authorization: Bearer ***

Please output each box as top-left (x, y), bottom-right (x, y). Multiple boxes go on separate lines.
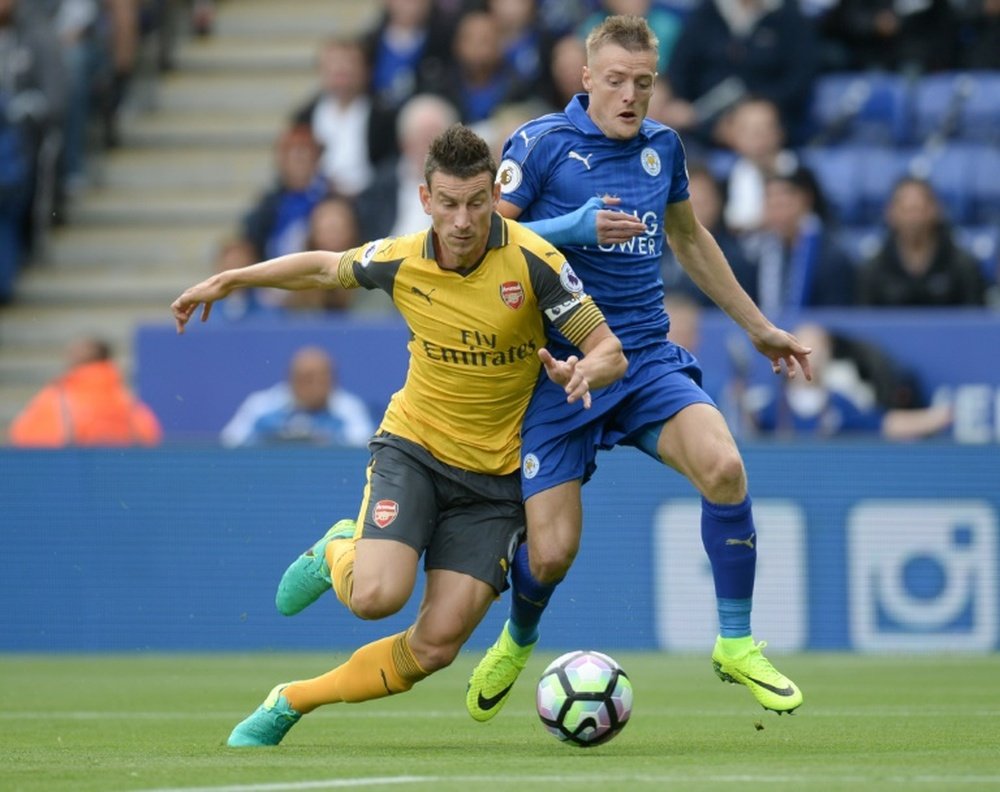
top-left (585, 14), bottom-right (659, 62)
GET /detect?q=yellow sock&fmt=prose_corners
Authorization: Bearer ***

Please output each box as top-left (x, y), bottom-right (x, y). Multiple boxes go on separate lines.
top-left (283, 630), bottom-right (429, 713)
top-left (327, 537), bottom-right (355, 610)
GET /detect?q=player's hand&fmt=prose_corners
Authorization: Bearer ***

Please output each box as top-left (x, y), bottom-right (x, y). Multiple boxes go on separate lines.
top-left (170, 275), bottom-right (231, 334)
top-left (594, 195), bottom-right (648, 246)
top-left (563, 196), bottom-right (647, 246)
top-left (539, 348), bottom-right (592, 409)
top-left (750, 325), bottom-right (813, 381)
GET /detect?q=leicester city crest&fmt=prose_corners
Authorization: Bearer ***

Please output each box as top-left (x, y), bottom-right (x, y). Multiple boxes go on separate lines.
top-left (641, 147), bottom-right (661, 177)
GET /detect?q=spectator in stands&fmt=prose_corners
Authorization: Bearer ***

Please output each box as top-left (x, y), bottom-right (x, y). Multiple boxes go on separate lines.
top-left (241, 124), bottom-right (330, 262)
top-left (490, 0), bottom-right (549, 89)
top-left (435, 10), bottom-right (534, 123)
top-left (0, 0), bottom-right (67, 258)
top-left (0, 93), bottom-right (30, 304)
top-left (857, 177), bottom-right (987, 308)
top-left (47, 0), bottom-right (102, 196)
top-left (536, 0), bottom-right (596, 37)
top-left (578, 0), bottom-right (683, 73)
top-left (664, 291), bottom-right (702, 352)
top-left (960, 0), bottom-right (1000, 70)
top-left (207, 237), bottom-right (272, 322)
top-left (819, 0), bottom-right (959, 73)
top-left (232, 196), bottom-right (362, 316)
top-left (363, 0), bottom-right (454, 115)
top-left (659, 0), bottom-right (819, 146)
top-left (715, 97), bottom-right (797, 233)
top-left (741, 166), bottom-right (855, 315)
top-left (664, 291), bottom-right (752, 436)
top-left (302, 195), bottom-right (363, 313)
top-left (354, 93), bottom-right (459, 241)
top-left (8, 336), bottom-right (162, 447)
top-left (661, 162), bottom-right (755, 309)
top-left (476, 98), bottom-right (550, 163)
top-left (293, 37), bottom-right (393, 197)
top-left (99, 0), bottom-right (140, 149)
top-left (190, 0), bottom-right (216, 37)
top-left (744, 322), bottom-right (952, 440)
top-left (537, 32), bottom-right (586, 112)
top-left (220, 346), bottom-right (374, 448)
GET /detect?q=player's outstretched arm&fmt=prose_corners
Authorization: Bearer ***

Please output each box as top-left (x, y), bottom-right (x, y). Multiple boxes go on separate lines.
top-left (540, 323), bottom-right (626, 409)
top-left (664, 199), bottom-right (812, 380)
top-left (501, 196), bottom-right (646, 247)
top-left (171, 250), bottom-right (343, 333)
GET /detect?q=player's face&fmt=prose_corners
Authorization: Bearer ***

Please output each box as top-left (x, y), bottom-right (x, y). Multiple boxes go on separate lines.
top-left (420, 171), bottom-right (500, 270)
top-left (582, 43), bottom-right (657, 140)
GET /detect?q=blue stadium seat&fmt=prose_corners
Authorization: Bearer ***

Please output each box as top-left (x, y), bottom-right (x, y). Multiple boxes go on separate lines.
top-left (913, 71), bottom-right (1000, 145)
top-left (855, 146), bottom-right (917, 221)
top-left (836, 226), bottom-right (885, 267)
top-left (800, 145), bottom-right (868, 225)
top-left (704, 147), bottom-right (738, 182)
top-left (809, 72), bottom-right (911, 146)
top-left (953, 226), bottom-right (1000, 284)
top-left (909, 145), bottom-right (981, 225)
top-left (961, 72), bottom-right (1000, 144)
top-left (968, 146), bottom-right (1000, 225)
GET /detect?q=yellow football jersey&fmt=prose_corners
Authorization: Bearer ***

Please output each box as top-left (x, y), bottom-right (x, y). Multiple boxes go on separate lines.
top-left (337, 213), bottom-right (605, 475)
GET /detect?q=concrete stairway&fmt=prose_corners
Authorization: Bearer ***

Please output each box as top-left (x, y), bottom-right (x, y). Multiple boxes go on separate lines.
top-left (0, 0), bottom-right (376, 441)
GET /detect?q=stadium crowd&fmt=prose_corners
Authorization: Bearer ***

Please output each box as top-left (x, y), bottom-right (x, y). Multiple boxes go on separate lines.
top-left (2, 0), bottom-right (998, 441)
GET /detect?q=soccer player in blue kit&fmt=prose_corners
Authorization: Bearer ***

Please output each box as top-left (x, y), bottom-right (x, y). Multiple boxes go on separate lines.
top-left (466, 15), bottom-right (812, 720)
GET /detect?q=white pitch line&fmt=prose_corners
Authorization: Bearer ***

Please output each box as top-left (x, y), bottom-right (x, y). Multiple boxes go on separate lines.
top-left (139, 779), bottom-right (427, 792)
top-left (5, 706), bottom-right (1000, 720)
top-left (137, 773), bottom-right (1000, 792)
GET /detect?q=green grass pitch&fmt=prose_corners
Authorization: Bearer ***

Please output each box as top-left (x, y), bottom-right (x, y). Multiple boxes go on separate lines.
top-left (2, 652), bottom-right (999, 792)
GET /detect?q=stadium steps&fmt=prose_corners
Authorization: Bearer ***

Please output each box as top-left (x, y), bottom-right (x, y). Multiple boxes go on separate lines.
top-left (0, 0), bottom-right (376, 440)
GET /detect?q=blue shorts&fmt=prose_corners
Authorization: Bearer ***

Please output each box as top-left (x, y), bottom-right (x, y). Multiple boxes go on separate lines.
top-left (520, 342), bottom-right (715, 499)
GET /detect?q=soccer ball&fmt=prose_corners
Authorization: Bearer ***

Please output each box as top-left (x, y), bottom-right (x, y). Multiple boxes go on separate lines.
top-left (535, 650), bottom-right (632, 747)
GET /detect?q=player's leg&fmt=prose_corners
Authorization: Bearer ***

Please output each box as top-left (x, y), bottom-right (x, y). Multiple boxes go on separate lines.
top-left (274, 570), bottom-right (494, 720)
top-left (467, 478), bottom-right (587, 722)
top-left (655, 402), bottom-right (802, 712)
top-left (276, 439), bottom-right (430, 617)
top-left (407, 568), bottom-right (497, 671)
top-left (227, 615), bottom-right (436, 748)
top-left (228, 440), bottom-right (439, 746)
top-left (287, 568), bottom-right (500, 717)
top-left (468, 364), bottom-right (616, 722)
top-left (274, 518), bottom-right (359, 616)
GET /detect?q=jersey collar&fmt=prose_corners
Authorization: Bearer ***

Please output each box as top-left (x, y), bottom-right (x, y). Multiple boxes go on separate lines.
top-left (422, 212), bottom-right (508, 267)
top-left (565, 93), bottom-right (652, 141)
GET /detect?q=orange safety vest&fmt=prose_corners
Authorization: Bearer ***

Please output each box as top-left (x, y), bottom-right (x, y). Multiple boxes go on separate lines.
top-left (8, 360), bottom-right (162, 447)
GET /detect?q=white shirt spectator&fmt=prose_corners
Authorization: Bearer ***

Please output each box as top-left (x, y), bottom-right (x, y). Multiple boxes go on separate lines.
top-left (220, 382), bottom-right (374, 448)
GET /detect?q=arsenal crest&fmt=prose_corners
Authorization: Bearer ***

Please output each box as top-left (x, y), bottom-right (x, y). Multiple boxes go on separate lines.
top-left (500, 281), bottom-right (525, 309)
top-left (372, 499), bottom-right (399, 528)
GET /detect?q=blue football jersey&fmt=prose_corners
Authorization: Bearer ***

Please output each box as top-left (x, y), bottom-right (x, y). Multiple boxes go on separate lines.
top-left (496, 94), bottom-right (690, 354)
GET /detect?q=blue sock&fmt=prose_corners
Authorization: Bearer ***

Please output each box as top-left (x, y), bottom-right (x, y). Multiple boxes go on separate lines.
top-left (508, 542), bottom-right (559, 647)
top-left (701, 496), bottom-right (756, 639)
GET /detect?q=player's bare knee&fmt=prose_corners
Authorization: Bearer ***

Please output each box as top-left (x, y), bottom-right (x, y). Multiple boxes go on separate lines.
top-left (408, 636), bottom-right (460, 672)
top-left (530, 549), bottom-right (575, 584)
top-left (700, 451), bottom-right (747, 503)
top-left (349, 584), bottom-right (404, 620)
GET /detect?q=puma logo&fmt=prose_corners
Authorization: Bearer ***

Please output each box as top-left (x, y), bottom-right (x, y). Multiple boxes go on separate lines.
top-left (567, 151), bottom-right (593, 169)
top-left (411, 286), bottom-right (435, 305)
top-left (519, 130), bottom-right (534, 146)
top-left (725, 533), bottom-right (756, 550)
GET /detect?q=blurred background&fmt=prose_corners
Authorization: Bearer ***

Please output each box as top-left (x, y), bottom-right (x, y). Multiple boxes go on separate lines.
top-left (1, 0), bottom-right (998, 654)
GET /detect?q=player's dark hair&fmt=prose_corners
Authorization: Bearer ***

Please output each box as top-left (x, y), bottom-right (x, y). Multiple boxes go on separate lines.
top-left (424, 124), bottom-right (497, 187)
top-left (585, 15), bottom-right (659, 61)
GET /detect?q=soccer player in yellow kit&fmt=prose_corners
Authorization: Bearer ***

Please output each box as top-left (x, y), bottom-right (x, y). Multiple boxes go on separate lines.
top-left (170, 124), bottom-right (627, 746)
